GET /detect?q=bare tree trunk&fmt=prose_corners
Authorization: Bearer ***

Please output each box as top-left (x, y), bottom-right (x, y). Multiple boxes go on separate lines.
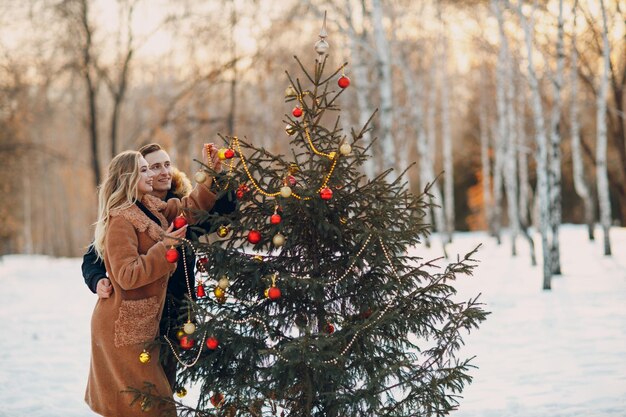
top-left (22, 159), bottom-right (33, 255)
top-left (570, 0), bottom-right (594, 241)
top-left (479, 68), bottom-right (494, 236)
top-left (516, 72), bottom-right (537, 266)
top-left (492, 0), bottom-right (506, 245)
top-left (438, 3), bottom-right (454, 243)
top-left (516, 0), bottom-right (552, 289)
top-left (426, 63), bottom-right (446, 236)
top-left (495, 0), bottom-right (519, 256)
top-left (346, 0), bottom-right (375, 179)
top-left (546, 0), bottom-right (565, 274)
top-left (597, 0), bottom-right (613, 255)
top-left (371, 0), bottom-right (397, 183)
top-left (227, 0), bottom-right (237, 136)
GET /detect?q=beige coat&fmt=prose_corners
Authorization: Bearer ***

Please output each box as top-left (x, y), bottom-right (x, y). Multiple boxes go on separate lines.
top-left (85, 184), bottom-right (215, 417)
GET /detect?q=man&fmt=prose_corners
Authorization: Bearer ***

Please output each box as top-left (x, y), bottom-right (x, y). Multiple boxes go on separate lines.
top-left (81, 143), bottom-right (236, 388)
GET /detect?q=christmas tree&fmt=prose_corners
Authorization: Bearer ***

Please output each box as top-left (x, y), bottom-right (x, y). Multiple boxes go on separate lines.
top-left (138, 18), bottom-right (487, 417)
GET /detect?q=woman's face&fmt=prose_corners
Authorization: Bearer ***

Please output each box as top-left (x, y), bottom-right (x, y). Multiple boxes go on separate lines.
top-left (137, 157), bottom-right (155, 197)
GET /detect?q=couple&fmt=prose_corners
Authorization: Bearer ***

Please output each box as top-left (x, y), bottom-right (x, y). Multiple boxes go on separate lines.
top-left (84, 143), bottom-right (233, 417)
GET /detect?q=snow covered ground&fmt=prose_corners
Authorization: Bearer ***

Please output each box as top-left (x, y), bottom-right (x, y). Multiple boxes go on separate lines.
top-left (0, 225), bottom-right (624, 417)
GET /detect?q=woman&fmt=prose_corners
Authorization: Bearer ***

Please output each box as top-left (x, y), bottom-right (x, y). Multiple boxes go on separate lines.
top-left (85, 145), bottom-right (220, 417)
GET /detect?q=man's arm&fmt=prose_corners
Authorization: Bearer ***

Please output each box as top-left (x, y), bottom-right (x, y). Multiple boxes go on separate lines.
top-left (81, 244), bottom-right (108, 294)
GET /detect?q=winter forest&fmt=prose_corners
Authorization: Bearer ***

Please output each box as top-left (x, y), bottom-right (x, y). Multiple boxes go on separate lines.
top-left (1, 0), bottom-right (625, 280)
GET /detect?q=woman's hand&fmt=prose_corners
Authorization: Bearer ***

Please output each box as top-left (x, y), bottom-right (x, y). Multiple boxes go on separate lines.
top-left (162, 222), bottom-right (188, 247)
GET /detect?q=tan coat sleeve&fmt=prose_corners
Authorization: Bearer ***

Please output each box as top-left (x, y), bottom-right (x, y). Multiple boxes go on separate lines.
top-left (163, 182), bottom-right (217, 224)
top-left (105, 216), bottom-right (176, 291)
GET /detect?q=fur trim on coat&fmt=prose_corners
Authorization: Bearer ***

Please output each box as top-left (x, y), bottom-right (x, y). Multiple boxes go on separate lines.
top-left (171, 167), bottom-right (192, 199)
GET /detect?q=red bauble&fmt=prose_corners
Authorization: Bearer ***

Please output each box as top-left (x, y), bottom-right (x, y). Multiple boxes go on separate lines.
top-left (236, 189), bottom-right (244, 199)
top-left (198, 256), bottom-right (208, 265)
top-left (224, 148), bottom-right (235, 159)
top-left (236, 184), bottom-right (249, 199)
top-left (338, 75), bottom-right (350, 88)
top-left (173, 216), bottom-right (187, 229)
top-left (247, 230), bottom-right (261, 244)
top-left (196, 284), bottom-right (206, 298)
top-left (292, 107), bottom-right (303, 118)
top-left (180, 335), bottom-right (195, 350)
top-left (268, 286), bottom-right (281, 301)
top-left (206, 336), bottom-right (219, 350)
top-left (166, 248), bottom-right (179, 263)
top-left (326, 323), bottom-right (335, 334)
top-left (270, 214), bottom-right (282, 225)
top-left (319, 187), bottom-right (333, 200)
top-left (210, 393), bottom-right (224, 408)
top-left (287, 175), bottom-right (297, 186)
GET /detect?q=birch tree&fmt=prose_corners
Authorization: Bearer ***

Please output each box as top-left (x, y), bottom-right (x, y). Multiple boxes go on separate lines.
top-left (371, 0), bottom-right (398, 183)
top-left (515, 0), bottom-right (552, 289)
top-left (547, 0), bottom-right (565, 274)
top-left (570, 0), bottom-right (594, 241)
top-left (596, 0), bottom-right (612, 255)
top-left (479, 66), bottom-right (494, 238)
top-left (439, 3), bottom-right (455, 242)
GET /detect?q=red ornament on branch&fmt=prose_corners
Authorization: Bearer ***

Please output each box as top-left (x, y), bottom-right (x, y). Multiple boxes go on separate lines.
top-left (196, 283), bottom-right (206, 298)
top-left (319, 187), bottom-right (333, 200)
top-left (270, 214), bottom-right (282, 225)
top-left (247, 230), bottom-right (261, 244)
top-left (338, 75), bottom-right (350, 88)
top-left (268, 286), bottom-right (281, 301)
top-left (179, 335), bottom-right (195, 350)
top-left (173, 215), bottom-right (187, 229)
top-left (206, 336), bottom-right (219, 350)
top-left (292, 107), bottom-right (303, 118)
top-left (166, 247), bottom-right (179, 263)
top-left (224, 148), bottom-right (235, 159)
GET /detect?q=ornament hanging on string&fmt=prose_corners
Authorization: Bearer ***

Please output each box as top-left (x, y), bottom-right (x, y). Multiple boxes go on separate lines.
top-left (218, 275), bottom-right (230, 290)
top-left (314, 11), bottom-right (329, 55)
top-left (285, 124), bottom-right (296, 135)
top-left (196, 282), bottom-right (206, 298)
top-left (183, 320), bottom-right (196, 335)
top-left (217, 225), bottom-right (230, 238)
top-left (280, 185), bottom-right (292, 198)
top-left (292, 107), bottom-right (303, 118)
top-left (325, 322), bottom-right (335, 334)
top-left (214, 286), bottom-right (226, 299)
top-left (338, 65), bottom-right (350, 89)
top-left (247, 230), bottom-right (261, 244)
top-left (166, 247), bottom-right (179, 263)
top-left (285, 85), bottom-right (296, 98)
top-left (339, 142), bottom-right (352, 156)
top-left (173, 215), bottom-right (187, 229)
top-left (320, 187), bottom-right (333, 201)
top-left (139, 349), bottom-right (151, 364)
top-left (236, 183), bottom-right (250, 199)
top-left (266, 273), bottom-right (281, 301)
top-left (270, 206), bottom-right (282, 225)
top-left (176, 387), bottom-right (187, 398)
top-left (211, 392), bottom-right (225, 408)
top-left (272, 233), bottom-right (285, 247)
top-left (206, 336), bottom-right (219, 350)
top-left (179, 335), bottom-right (195, 350)
top-left (194, 170), bottom-right (207, 183)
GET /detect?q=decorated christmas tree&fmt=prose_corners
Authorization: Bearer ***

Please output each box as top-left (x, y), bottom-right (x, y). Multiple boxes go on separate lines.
top-left (139, 17), bottom-right (487, 417)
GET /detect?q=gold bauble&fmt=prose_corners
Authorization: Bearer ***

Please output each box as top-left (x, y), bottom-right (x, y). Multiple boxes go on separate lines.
top-left (218, 275), bottom-right (230, 289)
top-left (217, 225), bottom-right (229, 238)
top-left (139, 350), bottom-right (151, 364)
top-left (272, 233), bottom-right (285, 247)
top-left (285, 85), bottom-right (296, 97)
top-left (288, 163), bottom-right (299, 174)
top-left (285, 124), bottom-right (296, 135)
top-left (195, 170), bottom-right (208, 183)
top-left (176, 387), bottom-right (187, 398)
top-left (280, 186), bottom-right (292, 198)
top-left (183, 321), bottom-right (196, 335)
top-left (176, 329), bottom-right (185, 339)
top-left (217, 148), bottom-right (227, 160)
top-left (253, 255), bottom-right (264, 262)
top-left (214, 287), bottom-right (225, 298)
top-left (339, 143), bottom-right (352, 155)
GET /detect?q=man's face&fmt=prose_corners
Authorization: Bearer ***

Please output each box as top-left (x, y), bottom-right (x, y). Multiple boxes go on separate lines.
top-left (144, 150), bottom-right (172, 193)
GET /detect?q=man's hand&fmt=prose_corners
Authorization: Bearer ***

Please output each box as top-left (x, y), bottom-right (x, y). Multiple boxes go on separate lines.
top-left (96, 278), bottom-right (113, 299)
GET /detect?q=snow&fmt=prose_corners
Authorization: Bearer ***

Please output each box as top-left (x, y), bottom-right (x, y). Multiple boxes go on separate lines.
top-left (0, 225), bottom-right (624, 417)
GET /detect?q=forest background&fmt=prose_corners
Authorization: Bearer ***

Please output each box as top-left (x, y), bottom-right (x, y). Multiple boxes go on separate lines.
top-left (1, 0), bottom-right (624, 269)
